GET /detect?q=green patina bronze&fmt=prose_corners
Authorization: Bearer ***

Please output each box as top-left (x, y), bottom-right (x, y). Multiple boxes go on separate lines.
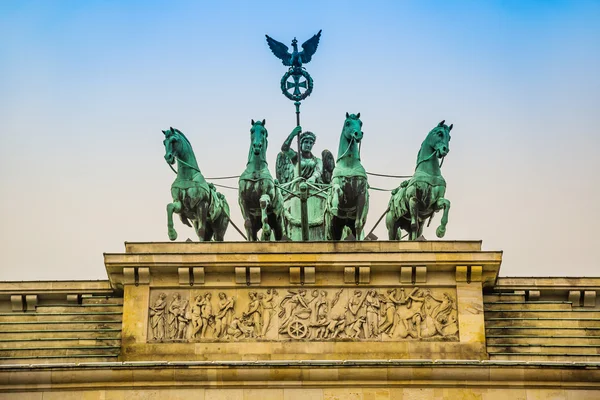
top-left (386, 121), bottom-right (453, 241)
top-left (266, 30), bottom-right (321, 70)
top-left (238, 120), bottom-right (285, 241)
top-left (157, 32), bottom-right (459, 244)
top-left (266, 31), bottom-right (321, 101)
top-left (325, 113), bottom-right (369, 240)
top-left (276, 126), bottom-right (335, 241)
top-left (162, 127), bottom-right (230, 241)
top-left (266, 30), bottom-right (326, 241)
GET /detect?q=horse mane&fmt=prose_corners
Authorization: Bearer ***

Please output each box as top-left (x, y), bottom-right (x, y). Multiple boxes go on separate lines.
top-left (173, 129), bottom-right (192, 148)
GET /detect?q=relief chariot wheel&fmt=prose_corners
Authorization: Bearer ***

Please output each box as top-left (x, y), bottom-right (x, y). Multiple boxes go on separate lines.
top-left (287, 320), bottom-right (308, 339)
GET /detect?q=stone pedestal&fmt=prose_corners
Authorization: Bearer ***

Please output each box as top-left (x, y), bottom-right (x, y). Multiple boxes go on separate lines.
top-left (104, 241), bottom-right (502, 362)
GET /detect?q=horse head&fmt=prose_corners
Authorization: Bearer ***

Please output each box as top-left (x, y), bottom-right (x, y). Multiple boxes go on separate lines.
top-left (336, 112), bottom-right (364, 161)
top-left (425, 120), bottom-right (453, 158)
top-left (249, 119), bottom-right (268, 160)
top-left (163, 127), bottom-right (181, 165)
top-left (343, 112), bottom-right (363, 143)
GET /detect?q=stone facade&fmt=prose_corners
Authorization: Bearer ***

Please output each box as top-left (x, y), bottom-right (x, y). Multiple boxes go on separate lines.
top-left (0, 241), bottom-right (598, 398)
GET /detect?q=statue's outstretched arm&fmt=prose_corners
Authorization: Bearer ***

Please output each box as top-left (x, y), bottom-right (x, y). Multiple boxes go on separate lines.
top-left (281, 126), bottom-right (302, 160)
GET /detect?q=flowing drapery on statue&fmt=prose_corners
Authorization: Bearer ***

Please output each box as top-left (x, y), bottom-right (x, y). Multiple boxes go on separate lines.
top-left (325, 113), bottom-right (369, 240)
top-left (162, 127), bottom-right (230, 241)
top-left (276, 126), bottom-right (335, 241)
top-left (238, 120), bottom-right (284, 241)
top-left (276, 126), bottom-right (335, 185)
top-left (386, 120), bottom-right (452, 240)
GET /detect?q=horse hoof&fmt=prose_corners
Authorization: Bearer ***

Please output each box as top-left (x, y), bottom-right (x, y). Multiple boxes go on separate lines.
top-left (168, 229), bottom-right (178, 241)
top-left (436, 226), bottom-right (446, 238)
top-left (262, 229), bottom-right (272, 241)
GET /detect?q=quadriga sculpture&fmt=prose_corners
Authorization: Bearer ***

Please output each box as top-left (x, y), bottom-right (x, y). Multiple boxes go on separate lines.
top-left (162, 127), bottom-right (230, 241)
top-left (238, 119), bottom-right (284, 241)
top-left (325, 113), bottom-right (369, 240)
top-left (386, 120), bottom-right (452, 240)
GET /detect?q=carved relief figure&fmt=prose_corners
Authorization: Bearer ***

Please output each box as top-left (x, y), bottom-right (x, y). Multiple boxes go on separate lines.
top-left (215, 293), bottom-right (235, 338)
top-left (243, 291), bottom-right (263, 337)
top-left (365, 290), bottom-right (381, 338)
top-left (395, 288), bottom-right (425, 339)
top-left (325, 315), bottom-right (346, 339)
top-left (417, 290), bottom-right (458, 339)
top-left (379, 288), bottom-right (405, 336)
top-left (279, 289), bottom-right (309, 332)
top-left (226, 315), bottom-right (254, 339)
top-left (200, 292), bottom-right (214, 338)
top-left (346, 290), bottom-right (368, 339)
top-left (190, 295), bottom-right (203, 339)
top-left (278, 289), bottom-right (314, 339)
top-left (433, 293), bottom-right (458, 336)
top-left (149, 293), bottom-right (167, 341)
top-left (260, 289), bottom-right (278, 337)
top-left (176, 300), bottom-right (190, 339)
top-left (167, 293), bottom-right (183, 340)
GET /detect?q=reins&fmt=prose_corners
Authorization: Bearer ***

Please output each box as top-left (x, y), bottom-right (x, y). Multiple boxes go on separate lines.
top-left (337, 135), bottom-right (357, 161)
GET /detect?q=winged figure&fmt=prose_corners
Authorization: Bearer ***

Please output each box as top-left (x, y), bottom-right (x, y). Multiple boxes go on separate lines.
top-left (276, 126), bottom-right (334, 185)
top-left (266, 30), bottom-right (322, 69)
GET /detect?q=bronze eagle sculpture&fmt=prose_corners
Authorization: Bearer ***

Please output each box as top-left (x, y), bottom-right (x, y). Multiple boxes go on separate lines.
top-left (265, 30), bottom-right (322, 69)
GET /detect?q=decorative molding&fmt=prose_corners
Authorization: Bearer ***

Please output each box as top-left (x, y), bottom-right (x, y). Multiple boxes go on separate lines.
top-left (456, 266), bottom-right (468, 282)
top-left (470, 266), bottom-right (482, 282)
top-left (400, 267), bottom-right (412, 283)
top-left (10, 295), bottom-right (23, 312)
top-left (583, 290), bottom-right (596, 307)
top-left (568, 290), bottom-right (581, 306)
top-left (25, 295), bottom-right (37, 311)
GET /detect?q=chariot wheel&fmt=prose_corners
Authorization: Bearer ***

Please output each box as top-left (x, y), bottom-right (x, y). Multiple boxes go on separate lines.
top-left (287, 320), bottom-right (308, 339)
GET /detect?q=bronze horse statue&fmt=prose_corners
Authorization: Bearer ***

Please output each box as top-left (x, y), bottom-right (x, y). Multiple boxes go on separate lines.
top-left (386, 120), bottom-right (452, 240)
top-left (163, 127), bottom-right (230, 241)
top-left (325, 113), bottom-right (369, 240)
top-left (238, 119), bottom-right (284, 241)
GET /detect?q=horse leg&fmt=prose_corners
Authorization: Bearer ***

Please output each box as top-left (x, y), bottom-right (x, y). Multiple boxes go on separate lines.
top-left (324, 205), bottom-right (337, 241)
top-left (435, 198), bottom-right (451, 238)
top-left (239, 192), bottom-right (256, 241)
top-left (408, 196), bottom-right (419, 241)
top-left (192, 201), bottom-right (209, 241)
top-left (354, 189), bottom-right (369, 240)
top-left (243, 215), bottom-right (258, 242)
top-left (332, 216), bottom-right (345, 241)
top-left (166, 201), bottom-right (182, 241)
top-left (191, 218), bottom-right (210, 241)
top-left (204, 224), bottom-right (214, 242)
top-left (247, 217), bottom-right (259, 241)
top-left (387, 217), bottom-right (401, 241)
top-left (329, 180), bottom-right (342, 215)
top-left (259, 195), bottom-right (272, 241)
top-left (272, 214), bottom-right (284, 241)
top-left (386, 209), bottom-right (396, 240)
top-left (213, 213), bottom-right (229, 241)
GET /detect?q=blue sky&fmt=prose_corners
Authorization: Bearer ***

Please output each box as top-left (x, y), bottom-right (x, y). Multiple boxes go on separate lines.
top-left (1, 1), bottom-right (599, 280)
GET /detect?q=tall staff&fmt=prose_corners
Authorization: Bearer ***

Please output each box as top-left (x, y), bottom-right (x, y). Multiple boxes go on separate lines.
top-left (266, 30), bottom-right (322, 241)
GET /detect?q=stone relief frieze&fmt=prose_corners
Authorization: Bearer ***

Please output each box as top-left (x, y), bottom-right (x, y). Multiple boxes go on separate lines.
top-left (148, 287), bottom-right (458, 342)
